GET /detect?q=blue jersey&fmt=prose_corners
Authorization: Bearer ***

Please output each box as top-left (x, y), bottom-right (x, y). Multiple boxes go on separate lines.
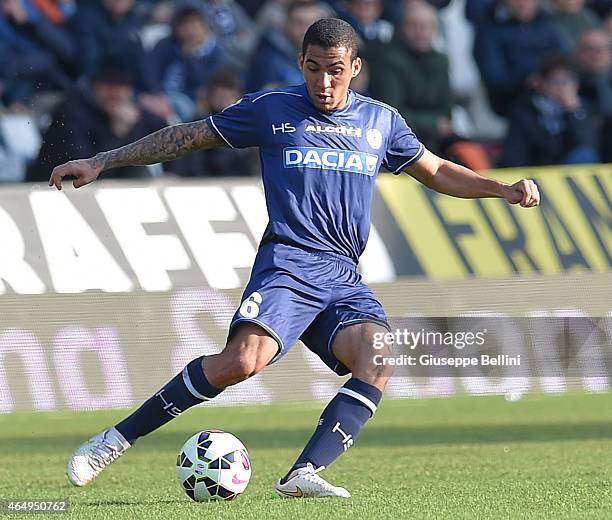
top-left (207, 83), bottom-right (424, 263)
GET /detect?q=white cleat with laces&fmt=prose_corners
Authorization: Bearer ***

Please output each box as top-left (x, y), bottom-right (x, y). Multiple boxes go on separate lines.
top-left (274, 463), bottom-right (351, 498)
top-left (67, 427), bottom-right (131, 486)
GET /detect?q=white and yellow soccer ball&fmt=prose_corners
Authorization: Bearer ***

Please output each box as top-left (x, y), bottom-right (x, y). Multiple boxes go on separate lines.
top-left (176, 430), bottom-right (251, 501)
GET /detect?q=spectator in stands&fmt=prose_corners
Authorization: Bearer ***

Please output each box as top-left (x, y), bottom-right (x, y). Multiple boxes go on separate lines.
top-left (233, 0), bottom-right (259, 17)
top-left (587, 0), bottom-right (610, 19)
top-left (575, 29), bottom-right (612, 161)
top-left (0, 0), bottom-right (76, 106)
top-left (503, 55), bottom-right (598, 167)
top-left (245, 0), bottom-right (328, 92)
top-left (255, 0), bottom-right (292, 31)
top-left (0, 133), bottom-right (25, 182)
top-left (575, 29), bottom-right (612, 116)
top-left (549, 0), bottom-right (600, 50)
top-left (418, 0), bottom-right (452, 10)
top-left (169, 70), bottom-right (259, 176)
top-left (255, 0), bottom-right (334, 33)
top-left (146, 4), bottom-right (226, 121)
top-left (384, 0), bottom-right (452, 26)
top-left (70, 0), bottom-right (149, 91)
top-left (0, 96), bottom-right (36, 182)
top-left (337, 0), bottom-right (394, 49)
top-left (27, 59), bottom-right (167, 181)
top-left (465, 0), bottom-right (494, 26)
top-left (604, 10), bottom-right (612, 37)
top-left (474, 0), bottom-right (565, 116)
top-left (368, 0), bottom-right (452, 153)
top-left (200, 0), bottom-right (257, 69)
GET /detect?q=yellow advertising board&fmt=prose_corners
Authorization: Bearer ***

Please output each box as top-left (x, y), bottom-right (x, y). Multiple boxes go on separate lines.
top-left (377, 164), bottom-right (611, 278)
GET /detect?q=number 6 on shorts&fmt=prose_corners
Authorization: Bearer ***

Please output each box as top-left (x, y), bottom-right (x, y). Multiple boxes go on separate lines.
top-left (239, 291), bottom-right (263, 318)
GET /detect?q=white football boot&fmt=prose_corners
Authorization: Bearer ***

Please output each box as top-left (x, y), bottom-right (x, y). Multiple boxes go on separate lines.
top-left (274, 463), bottom-right (351, 498)
top-left (67, 427), bottom-right (131, 486)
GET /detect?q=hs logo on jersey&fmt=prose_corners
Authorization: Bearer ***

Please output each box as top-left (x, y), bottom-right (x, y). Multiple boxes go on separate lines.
top-left (271, 122), bottom-right (296, 134)
top-left (332, 422), bottom-right (354, 451)
top-left (156, 389), bottom-right (182, 417)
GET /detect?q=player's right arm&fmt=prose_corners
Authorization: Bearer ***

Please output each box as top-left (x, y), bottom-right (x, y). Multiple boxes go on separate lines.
top-left (49, 119), bottom-right (221, 190)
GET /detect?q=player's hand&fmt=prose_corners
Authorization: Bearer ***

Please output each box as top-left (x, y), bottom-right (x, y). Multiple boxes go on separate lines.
top-left (503, 179), bottom-right (540, 208)
top-left (49, 158), bottom-right (101, 191)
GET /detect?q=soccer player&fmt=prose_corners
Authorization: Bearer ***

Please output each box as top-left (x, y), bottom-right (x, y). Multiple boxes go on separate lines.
top-left (51, 19), bottom-right (540, 498)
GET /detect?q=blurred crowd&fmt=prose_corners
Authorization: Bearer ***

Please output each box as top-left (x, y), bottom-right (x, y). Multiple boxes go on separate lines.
top-left (1, 0), bottom-right (612, 181)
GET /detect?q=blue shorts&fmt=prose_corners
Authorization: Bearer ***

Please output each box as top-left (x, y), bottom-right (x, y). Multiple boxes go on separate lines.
top-left (228, 242), bottom-right (390, 375)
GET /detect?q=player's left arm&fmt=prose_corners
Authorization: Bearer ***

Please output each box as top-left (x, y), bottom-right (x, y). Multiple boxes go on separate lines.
top-left (405, 149), bottom-right (540, 207)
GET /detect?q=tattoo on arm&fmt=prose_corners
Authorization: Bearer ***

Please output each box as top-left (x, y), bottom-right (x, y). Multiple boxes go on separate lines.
top-left (91, 120), bottom-right (221, 171)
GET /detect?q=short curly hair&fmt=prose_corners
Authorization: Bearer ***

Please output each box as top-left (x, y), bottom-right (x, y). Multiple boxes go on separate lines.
top-left (302, 18), bottom-right (359, 60)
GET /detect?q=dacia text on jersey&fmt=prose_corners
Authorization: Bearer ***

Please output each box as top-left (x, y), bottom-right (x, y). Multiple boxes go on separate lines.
top-left (283, 147), bottom-right (378, 176)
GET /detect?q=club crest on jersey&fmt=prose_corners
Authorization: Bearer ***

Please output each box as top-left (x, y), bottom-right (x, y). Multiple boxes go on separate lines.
top-left (366, 128), bottom-right (383, 150)
top-left (283, 147), bottom-right (378, 176)
top-left (304, 124), bottom-right (362, 137)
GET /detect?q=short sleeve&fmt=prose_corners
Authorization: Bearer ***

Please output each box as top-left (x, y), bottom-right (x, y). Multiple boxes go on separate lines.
top-left (382, 112), bottom-right (425, 174)
top-left (207, 95), bottom-right (259, 149)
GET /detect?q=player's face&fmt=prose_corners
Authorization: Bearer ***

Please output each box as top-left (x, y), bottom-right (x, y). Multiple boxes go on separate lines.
top-left (299, 45), bottom-right (361, 113)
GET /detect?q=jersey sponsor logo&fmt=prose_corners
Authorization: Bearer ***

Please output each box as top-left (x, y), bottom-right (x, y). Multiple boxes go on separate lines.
top-left (304, 123), bottom-right (362, 137)
top-left (271, 122), bottom-right (296, 134)
top-left (283, 147), bottom-right (378, 176)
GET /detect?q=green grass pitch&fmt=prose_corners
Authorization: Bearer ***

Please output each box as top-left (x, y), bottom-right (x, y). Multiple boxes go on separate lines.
top-left (1, 393), bottom-right (611, 519)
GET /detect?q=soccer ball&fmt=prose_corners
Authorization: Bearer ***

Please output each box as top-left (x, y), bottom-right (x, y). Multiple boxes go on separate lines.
top-left (176, 430), bottom-right (251, 501)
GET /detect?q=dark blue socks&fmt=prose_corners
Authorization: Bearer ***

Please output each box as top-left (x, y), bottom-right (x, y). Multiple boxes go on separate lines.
top-left (115, 363), bottom-right (382, 477)
top-left (115, 356), bottom-right (222, 444)
top-left (287, 378), bottom-right (382, 477)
